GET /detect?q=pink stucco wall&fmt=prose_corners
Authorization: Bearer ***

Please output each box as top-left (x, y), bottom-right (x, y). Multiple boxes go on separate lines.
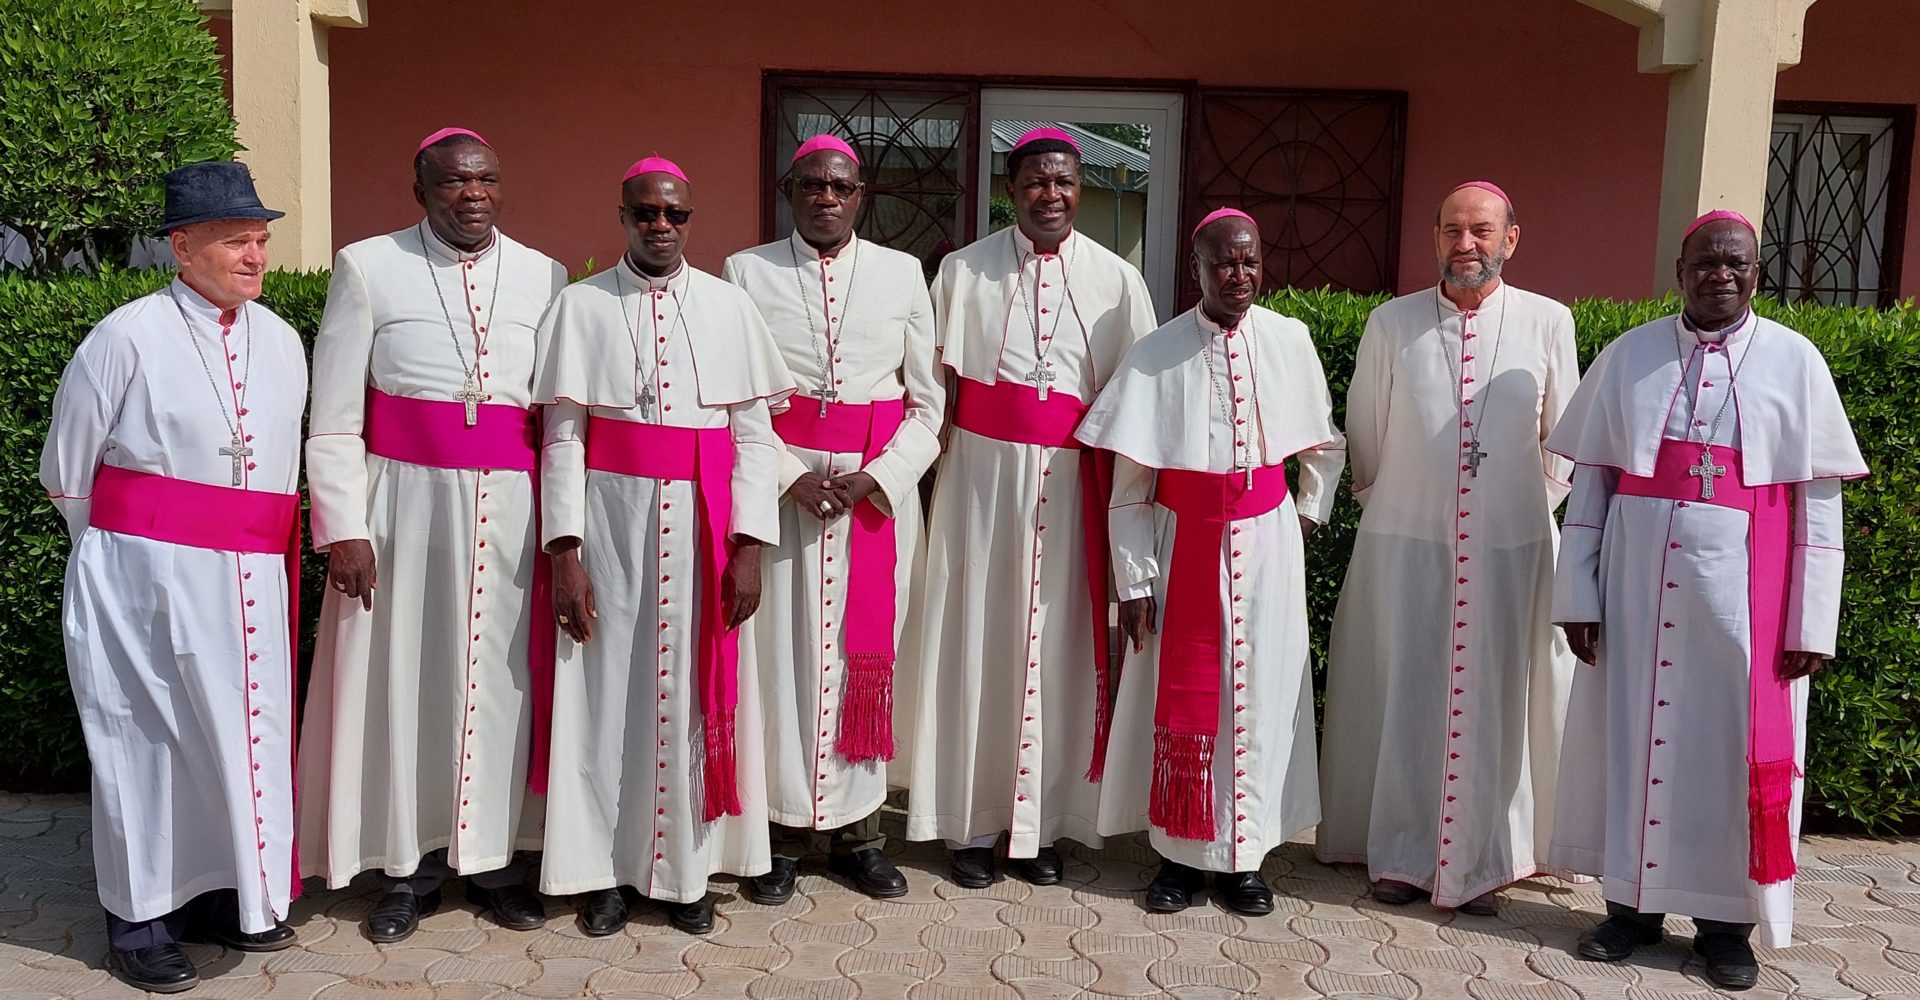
top-left (309, 0), bottom-right (1911, 302)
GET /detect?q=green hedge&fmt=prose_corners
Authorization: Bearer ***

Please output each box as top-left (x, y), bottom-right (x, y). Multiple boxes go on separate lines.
top-left (2, 273), bottom-right (1916, 830)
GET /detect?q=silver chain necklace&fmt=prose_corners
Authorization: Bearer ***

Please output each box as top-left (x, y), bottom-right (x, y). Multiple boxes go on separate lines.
top-left (1435, 288), bottom-right (1510, 478)
top-left (617, 262), bottom-right (689, 420)
top-left (169, 289), bottom-right (255, 486)
top-left (419, 223), bottom-right (503, 426)
top-left (1014, 233), bottom-right (1077, 399)
top-left (1673, 311), bottom-right (1757, 500)
top-left (790, 235), bottom-right (861, 416)
top-left (1196, 312), bottom-right (1259, 488)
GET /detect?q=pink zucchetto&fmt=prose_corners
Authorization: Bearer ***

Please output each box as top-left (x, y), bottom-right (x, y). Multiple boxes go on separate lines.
top-left (1193, 207), bottom-right (1257, 240)
top-left (1010, 126), bottom-right (1082, 154)
top-left (417, 127), bottom-right (491, 154)
top-left (623, 155), bottom-right (690, 185)
top-left (1684, 208), bottom-right (1757, 242)
top-left (1448, 180), bottom-right (1512, 211)
top-left (792, 134), bottom-right (861, 166)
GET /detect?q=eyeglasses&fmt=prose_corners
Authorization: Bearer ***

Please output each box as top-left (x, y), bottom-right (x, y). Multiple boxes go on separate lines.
top-left (794, 178), bottom-right (862, 200)
top-left (625, 205), bottom-right (694, 227)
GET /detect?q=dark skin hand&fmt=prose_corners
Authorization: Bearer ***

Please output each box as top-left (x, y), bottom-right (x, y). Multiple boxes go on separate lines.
top-left (785, 470), bottom-right (881, 521)
top-left (785, 150), bottom-right (863, 253)
top-left (414, 139), bottom-right (502, 253)
top-left (1561, 622), bottom-right (1827, 678)
top-left (548, 538), bottom-right (596, 644)
top-left (725, 541), bottom-right (764, 629)
top-left (328, 539), bottom-right (377, 611)
top-left (1119, 596), bottom-right (1156, 652)
top-left (621, 172), bottom-right (693, 277)
top-left (1007, 151), bottom-right (1080, 252)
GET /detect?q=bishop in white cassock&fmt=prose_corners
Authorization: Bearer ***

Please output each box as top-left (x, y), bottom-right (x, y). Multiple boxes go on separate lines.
top-left (900, 128), bottom-right (1157, 889)
top-left (534, 157), bottom-right (795, 937)
top-left (298, 129), bottom-right (566, 943)
top-left (41, 162), bottom-right (305, 994)
top-left (1549, 212), bottom-right (1866, 990)
top-left (1080, 209), bottom-right (1343, 916)
top-left (722, 135), bottom-right (940, 903)
top-left (1317, 182), bottom-right (1582, 915)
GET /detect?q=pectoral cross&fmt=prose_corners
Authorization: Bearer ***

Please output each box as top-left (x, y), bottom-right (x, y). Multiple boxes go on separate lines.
top-left (817, 386), bottom-right (839, 417)
top-left (455, 376), bottom-right (484, 427)
top-left (1024, 363), bottom-right (1057, 400)
top-left (638, 382), bottom-right (656, 419)
top-left (1689, 447), bottom-right (1726, 500)
top-left (220, 434), bottom-right (253, 486)
top-left (1463, 441), bottom-right (1488, 478)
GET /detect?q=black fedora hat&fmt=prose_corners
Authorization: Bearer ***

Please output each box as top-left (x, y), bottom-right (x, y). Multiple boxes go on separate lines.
top-left (158, 161), bottom-right (284, 234)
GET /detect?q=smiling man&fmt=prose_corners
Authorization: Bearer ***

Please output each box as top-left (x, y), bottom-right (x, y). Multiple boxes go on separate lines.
top-left (297, 127), bottom-right (566, 944)
top-left (899, 126), bottom-right (1156, 889)
top-left (531, 156), bottom-right (794, 937)
top-left (1078, 209), bottom-right (1344, 915)
top-left (1317, 181), bottom-right (1582, 918)
top-left (721, 135), bottom-right (941, 903)
top-left (1547, 211), bottom-right (1866, 990)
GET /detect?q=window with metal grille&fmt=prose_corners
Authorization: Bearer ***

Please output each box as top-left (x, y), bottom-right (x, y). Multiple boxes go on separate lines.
top-left (1764, 102), bottom-right (1913, 307)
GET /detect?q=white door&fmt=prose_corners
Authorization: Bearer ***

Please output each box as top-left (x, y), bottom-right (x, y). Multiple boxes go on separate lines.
top-left (978, 88), bottom-right (1185, 321)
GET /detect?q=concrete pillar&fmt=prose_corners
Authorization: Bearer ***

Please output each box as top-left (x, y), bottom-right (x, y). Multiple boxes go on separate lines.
top-left (1575, 0), bottom-right (1816, 291)
top-left (202, 0), bottom-right (367, 270)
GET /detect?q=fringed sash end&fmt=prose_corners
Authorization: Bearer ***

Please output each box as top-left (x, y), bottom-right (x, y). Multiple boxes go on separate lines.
top-left (1748, 758), bottom-right (1799, 884)
top-left (837, 651), bottom-right (896, 763)
top-left (702, 708), bottom-right (742, 821)
top-left (1147, 727), bottom-right (1216, 841)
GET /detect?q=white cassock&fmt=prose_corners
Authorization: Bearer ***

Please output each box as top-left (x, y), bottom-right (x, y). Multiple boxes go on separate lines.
top-left (1079, 305), bottom-right (1344, 873)
top-left (298, 223), bottom-right (567, 886)
top-left (1548, 312), bottom-right (1866, 946)
top-left (721, 234), bottom-right (942, 831)
top-left (901, 227), bottom-right (1157, 857)
top-left (42, 280), bottom-right (308, 932)
top-left (534, 256), bottom-right (795, 903)
top-left (1317, 282), bottom-right (1583, 906)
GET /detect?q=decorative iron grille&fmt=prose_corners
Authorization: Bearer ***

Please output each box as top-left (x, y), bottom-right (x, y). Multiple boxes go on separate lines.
top-left (1182, 89), bottom-right (1405, 306)
top-left (1763, 102), bottom-right (1912, 308)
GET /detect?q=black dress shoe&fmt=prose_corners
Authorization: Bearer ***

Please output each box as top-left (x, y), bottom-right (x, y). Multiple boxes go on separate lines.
top-left (1011, 845), bottom-right (1062, 886)
top-left (748, 857), bottom-right (799, 905)
top-left (1577, 916), bottom-right (1664, 961)
top-left (666, 896), bottom-right (716, 935)
top-left (187, 919), bottom-right (297, 952)
top-left (1371, 879), bottom-right (1426, 906)
top-left (578, 888), bottom-right (628, 937)
top-left (828, 848), bottom-right (909, 899)
top-left (1214, 871), bottom-right (1275, 916)
top-left (107, 943), bottom-right (199, 993)
top-left (1694, 932), bottom-right (1760, 990)
top-left (950, 847), bottom-right (995, 889)
top-left (466, 882), bottom-right (546, 932)
top-left (366, 888), bottom-right (440, 944)
top-left (1144, 860), bottom-right (1206, 913)
top-left (1457, 891), bottom-right (1501, 917)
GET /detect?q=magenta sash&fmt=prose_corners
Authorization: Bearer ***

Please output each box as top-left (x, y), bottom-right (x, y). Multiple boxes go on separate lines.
top-left (87, 464), bottom-right (306, 899)
top-left (771, 397), bottom-right (906, 763)
top-left (1147, 465), bottom-right (1290, 840)
top-left (1616, 440), bottom-right (1797, 884)
top-left (949, 377), bottom-right (1119, 782)
top-left (583, 418), bottom-right (743, 820)
top-left (362, 389), bottom-right (556, 796)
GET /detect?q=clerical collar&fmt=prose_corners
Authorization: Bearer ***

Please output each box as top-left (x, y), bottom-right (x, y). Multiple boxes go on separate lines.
top-left (619, 253), bottom-right (687, 293)
top-left (1196, 305), bottom-right (1250, 339)
top-left (419, 220), bottom-right (499, 264)
top-left (170, 276), bottom-right (243, 326)
top-left (1680, 308), bottom-right (1753, 344)
top-left (789, 230), bottom-right (855, 263)
top-left (1012, 225), bottom-right (1074, 259)
top-left (1436, 279), bottom-right (1507, 315)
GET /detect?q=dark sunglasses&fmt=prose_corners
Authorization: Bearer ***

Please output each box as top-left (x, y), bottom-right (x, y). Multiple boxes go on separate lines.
top-left (625, 205), bottom-right (694, 227)
top-left (793, 178), bottom-right (863, 200)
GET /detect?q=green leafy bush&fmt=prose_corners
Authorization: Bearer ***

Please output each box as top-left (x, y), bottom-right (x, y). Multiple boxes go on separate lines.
top-left (0, 0), bottom-right (238, 272)
top-left (1, 273), bottom-right (1915, 831)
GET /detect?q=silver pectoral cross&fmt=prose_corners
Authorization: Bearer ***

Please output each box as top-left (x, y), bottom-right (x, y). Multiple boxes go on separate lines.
top-left (220, 434), bottom-right (253, 486)
top-left (638, 382), bottom-right (656, 419)
top-left (454, 376), bottom-right (484, 427)
top-left (1690, 447), bottom-right (1726, 500)
top-left (817, 386), bottom-right (839, 417)
top-left (1024, 363), bottom-right (1057, 400)
top-left (1464, 441), bottom-right (1488, 478)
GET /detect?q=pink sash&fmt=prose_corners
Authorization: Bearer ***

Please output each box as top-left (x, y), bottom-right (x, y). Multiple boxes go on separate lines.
top-left (88, 464), bottom-right (306, 900)
top-left (1616, 440), bottom-right (1797, 884)
top-left (1148, 465), bottom-right (1290, 840)
top-left (583, 418), bottom-right (743, 820)
top-left (362, 389), bottom-right (556, 796)
top-left (771, 397), bottom-right (907, 762)
top-left (949, 377), bottom-right (1119, 782)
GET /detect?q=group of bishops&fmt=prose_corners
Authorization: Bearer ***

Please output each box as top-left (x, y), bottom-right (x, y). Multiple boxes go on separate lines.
top-left (42, 124), bottom-right (1866, 996)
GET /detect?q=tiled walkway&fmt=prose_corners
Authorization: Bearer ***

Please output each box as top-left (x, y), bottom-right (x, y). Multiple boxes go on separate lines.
top-left (4, 792), bottom-right (1919, 998)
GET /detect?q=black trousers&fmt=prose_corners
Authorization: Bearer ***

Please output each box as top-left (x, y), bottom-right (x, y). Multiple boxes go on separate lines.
top-left (1607, 899), bottom-right (1754, 938)
top-left (105, 888), bottom-right (248, 952)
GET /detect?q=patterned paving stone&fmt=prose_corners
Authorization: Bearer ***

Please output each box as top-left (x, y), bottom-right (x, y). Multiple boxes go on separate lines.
top-left (583, 965), bottom-right (702, 997)
top-left (1303, 967), bottom-right (1420, 998)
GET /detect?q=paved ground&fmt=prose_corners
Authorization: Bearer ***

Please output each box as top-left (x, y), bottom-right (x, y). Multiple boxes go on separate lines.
top-left (5, 793), bottom-right (1920, 998)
